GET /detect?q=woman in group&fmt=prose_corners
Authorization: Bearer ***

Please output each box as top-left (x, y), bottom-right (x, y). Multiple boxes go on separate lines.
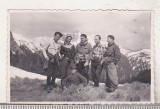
top-left (60, 35), bottom-right (76, 87)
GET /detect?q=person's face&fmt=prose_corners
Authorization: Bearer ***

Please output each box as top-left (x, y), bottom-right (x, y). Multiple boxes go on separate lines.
top-left (80, 36), bottom-right (87, 43)
top-left (54, 34), bottom-right (61, 42)
top-left (71, 69), bottom-right (77, 74)
top-left (94, 36), bottom-right (100, 44)
top-left (107, 37), bottom-right (113, 43)
top-left (65, 36), bottom-right (72, 44)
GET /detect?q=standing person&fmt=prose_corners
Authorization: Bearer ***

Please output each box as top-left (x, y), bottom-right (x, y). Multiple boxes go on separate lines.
top-left (43, 32), bottom-right (63, 93)
top-left (60, 35), bottom-right (76, 86)
top-left (75, 34), bottom-right (92, 83)
top-left (102, 35), bottom-right (121, 93)
top-left (91, 35), bottom-right (105, 87)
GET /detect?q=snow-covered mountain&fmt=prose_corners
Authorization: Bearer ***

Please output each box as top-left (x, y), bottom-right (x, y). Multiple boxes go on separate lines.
top-left (13, 33), bottom-right (38, 53)
top-left (12, 33), bottom-right (151, 68)
top-left (10, 32), bottom-right (151, 84)
top-left (32, 36), bottom-right (53, 51)
top-left (12, 33), bottom-right (78, 52)
top-left (120, 48), bottom-right (131, 56)
top-left (127, 49), bottom-right (151, 72)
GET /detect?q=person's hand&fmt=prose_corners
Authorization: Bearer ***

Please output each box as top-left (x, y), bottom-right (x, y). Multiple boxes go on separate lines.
top-left (59, 53), bottom-right (64, 59)
top-left (75, 59), bottom-right (79, 64)
top-left (84, 61), bottom-right (89, 66)
top-left (45, 56), bottom-right (49, 61)
top-left (100, 59), bottom-right (104, 65)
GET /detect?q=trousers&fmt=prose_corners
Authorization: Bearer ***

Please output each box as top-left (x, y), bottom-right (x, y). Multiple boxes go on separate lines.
top-left (91, 61), bottom-right (102, 86)
top-left (104, 61), bottom-right (118, 89)
top-left (46, 59), bottom-right (59, 86)
top-left (76, 61), bottom-right (89, 83)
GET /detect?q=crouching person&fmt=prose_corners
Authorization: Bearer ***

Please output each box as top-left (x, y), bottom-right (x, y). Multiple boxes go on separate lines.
top-left (62, 64), bottom-right (87, 90)
top-left (43, 32), bottom-right (63, 93)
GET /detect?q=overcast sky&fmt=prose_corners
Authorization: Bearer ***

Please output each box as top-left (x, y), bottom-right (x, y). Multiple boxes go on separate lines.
top-left (10, 11), bottom-right (151, 51)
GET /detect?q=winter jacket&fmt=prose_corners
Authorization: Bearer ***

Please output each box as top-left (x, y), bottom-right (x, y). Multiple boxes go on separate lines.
top-left (76, 41), bottom-right (92, 62)
top-left (91, 43), bottom-right (105, 62)
top-left (62, 72), bottom-right (87, 87)
top-left (103, 42), bottom-right (121, 65)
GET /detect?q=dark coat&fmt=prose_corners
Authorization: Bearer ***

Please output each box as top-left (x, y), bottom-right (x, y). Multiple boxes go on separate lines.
top-left (43, 52), bottom-right (60, 70)
top-left (103, 42), bottom-right (121, 65)
top-left (62, 72), bottom-right (87, 87)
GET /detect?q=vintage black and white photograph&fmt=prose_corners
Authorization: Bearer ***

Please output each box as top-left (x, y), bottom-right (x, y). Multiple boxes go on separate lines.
top-left (9, 10), bottom-right (152, 103)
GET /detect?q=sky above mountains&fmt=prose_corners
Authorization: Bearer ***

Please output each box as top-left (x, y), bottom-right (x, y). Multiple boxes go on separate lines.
top-left (10, 11), bottom-right (151, 51)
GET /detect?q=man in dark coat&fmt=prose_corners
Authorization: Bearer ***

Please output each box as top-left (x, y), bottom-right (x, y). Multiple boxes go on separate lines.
top-left (102, 35), bottom-right (121, 93)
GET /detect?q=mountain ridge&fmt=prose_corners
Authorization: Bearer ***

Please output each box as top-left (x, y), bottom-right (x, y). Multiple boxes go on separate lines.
top-left (10, 32), bottom-right (151, 84)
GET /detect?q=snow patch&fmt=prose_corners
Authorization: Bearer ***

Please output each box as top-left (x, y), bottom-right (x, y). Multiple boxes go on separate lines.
top-left (10, 66), bottom-right (46, 80)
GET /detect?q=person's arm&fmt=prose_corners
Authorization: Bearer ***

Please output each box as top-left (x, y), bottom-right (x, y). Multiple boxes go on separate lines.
top-left (101, 45), bottom-right (106, 57)
top-left (75, 44), bottom-right (80, 64)
top-left (103, 45), bottom-right (108, 58)
top-left (84, 43), bottom-right (92, 66)
top-left (42, 43), bottom-right (50, 61)
top-left (71, 45), bottom-right (76, 60)
top-left (88, 43), bottom-right (92, 61)
top-left (62, 76), bottom-right (70, 86)
top-left (100, 45), bottom-right (106, 65)
top-left (77, 73), bottom-right (87, 87)
top-left (57, 42), bottom-right (63, 57)
top-left (90, 46), bottom-right (94, 61)
top-left (60, 45), bottom-right (63, 55)
top-left (114, 45), bottom-right (121, 64)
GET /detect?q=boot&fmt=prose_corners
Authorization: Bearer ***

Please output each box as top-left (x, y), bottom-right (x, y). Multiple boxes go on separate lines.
top-left (47, 86), bottom-right (51, 93)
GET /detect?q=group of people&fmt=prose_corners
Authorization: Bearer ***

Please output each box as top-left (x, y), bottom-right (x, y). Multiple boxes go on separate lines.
top-left (42, 32), bottom-right (121, 93)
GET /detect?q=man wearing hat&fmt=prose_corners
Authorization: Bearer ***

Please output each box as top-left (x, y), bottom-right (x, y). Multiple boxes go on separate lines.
top-left (102, 35), bottom-right (121, 93)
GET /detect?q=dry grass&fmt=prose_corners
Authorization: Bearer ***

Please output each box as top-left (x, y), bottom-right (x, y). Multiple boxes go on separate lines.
top-left (10, 77), bottom-right (151, 102)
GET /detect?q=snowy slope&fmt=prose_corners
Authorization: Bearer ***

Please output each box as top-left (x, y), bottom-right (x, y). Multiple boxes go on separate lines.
top-left (127, 49), bottom-right (151, 71)
top-left (10, 66), bottom-right (46, 80)
top-left (120, 48), bottom-right (130, 56)
top-left (10, 66), bottom-right (62, 84)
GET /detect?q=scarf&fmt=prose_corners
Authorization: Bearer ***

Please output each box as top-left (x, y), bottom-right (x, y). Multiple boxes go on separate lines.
top-left (80, 40), bottom-right (88, 46)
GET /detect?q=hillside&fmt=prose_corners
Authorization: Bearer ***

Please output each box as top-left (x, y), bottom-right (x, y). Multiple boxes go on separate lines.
top-left (10, 66), bottom-right (151, 102)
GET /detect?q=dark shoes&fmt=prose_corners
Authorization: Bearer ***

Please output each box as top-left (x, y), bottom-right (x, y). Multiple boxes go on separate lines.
top-left (94, 83), bottom-right (99, 87)
top-left (53, 83), bottom-right (58, 88)
top-left (106, 87), bottom-right (116, 93)
top-left (47, 83), bottom-right (58, 93)
top-left (50, 85), bottom-right (54, 90)
top-left (47, 86), bottom-right (51, 93)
